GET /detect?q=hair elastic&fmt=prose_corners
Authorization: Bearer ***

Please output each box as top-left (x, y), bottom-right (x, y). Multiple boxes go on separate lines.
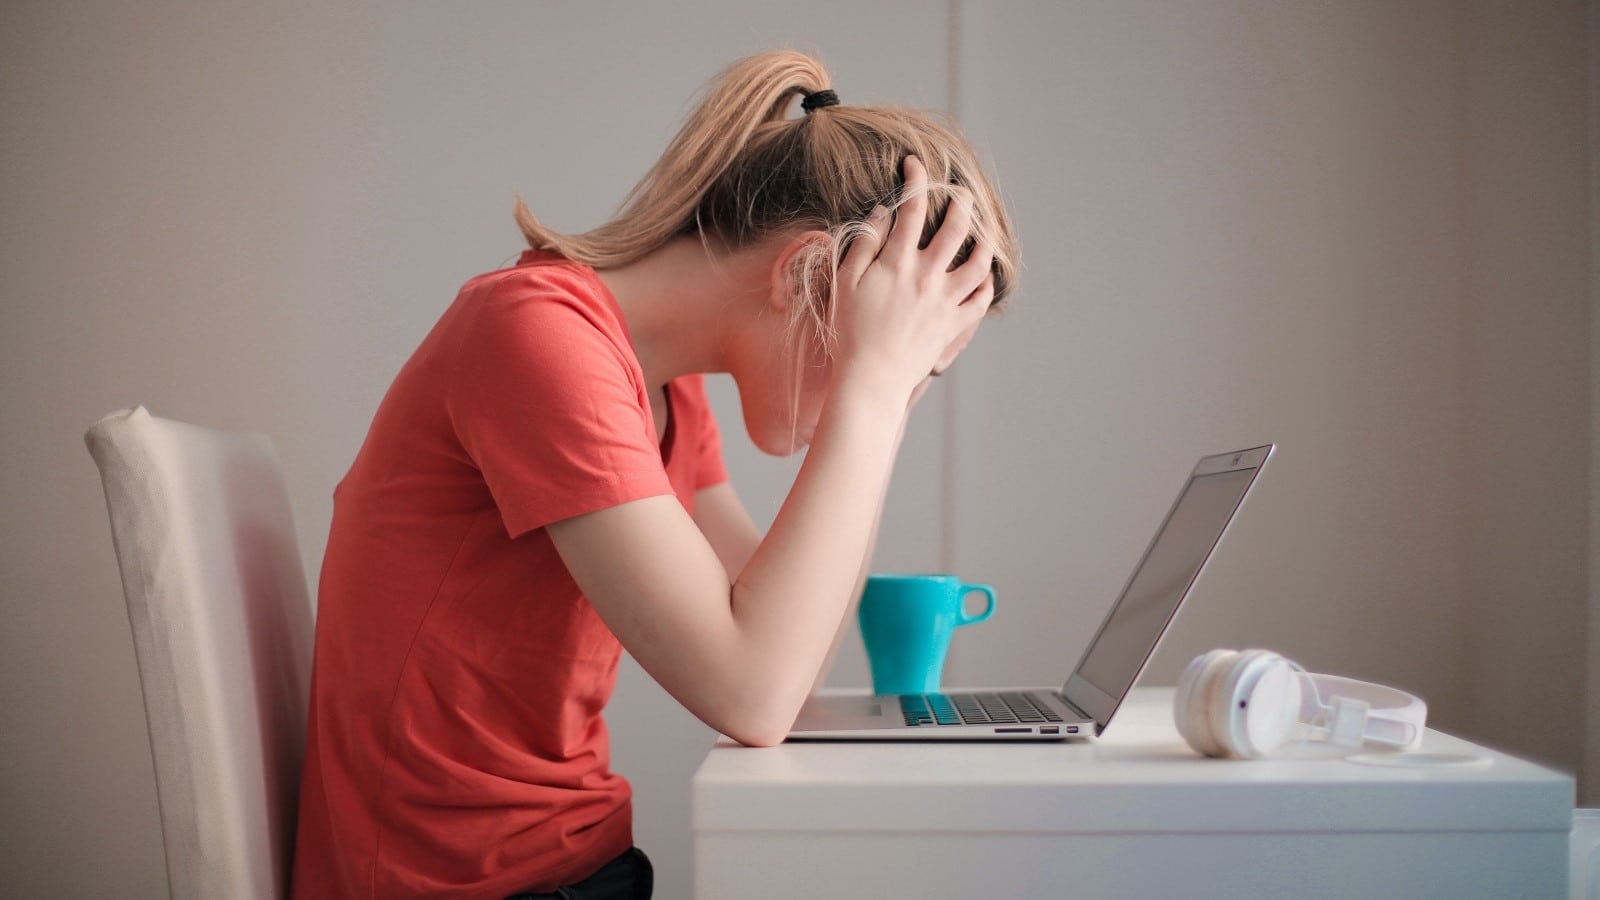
top-left (801, 89), bottom-right (839, 113)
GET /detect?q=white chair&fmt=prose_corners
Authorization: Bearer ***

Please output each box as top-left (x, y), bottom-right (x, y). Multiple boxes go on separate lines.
top-left (85, 406), bottom-right (314, 900)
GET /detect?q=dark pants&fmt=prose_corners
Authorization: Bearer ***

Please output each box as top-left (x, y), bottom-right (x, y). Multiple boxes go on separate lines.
top-left (505, 847), bottom-right (653, 900)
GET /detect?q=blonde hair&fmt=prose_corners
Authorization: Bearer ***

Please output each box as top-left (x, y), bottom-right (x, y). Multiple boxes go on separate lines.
top-left (516, 50), bottom-right (1019, 412)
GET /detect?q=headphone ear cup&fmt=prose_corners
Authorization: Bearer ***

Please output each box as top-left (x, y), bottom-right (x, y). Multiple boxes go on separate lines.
top-left (1249, 659), bottom-right (1303, 756)
top-left (1176, 650), bottom-right (1238, 757)
top-left (1206, 649), bottom-right (1264, 758)
top-left (1173, 652), bottom-right (1213, 750)
top-left (1213, 650), bottom-right (1271, 758)
top-left (1223, 651), bottom-right (1302, 759)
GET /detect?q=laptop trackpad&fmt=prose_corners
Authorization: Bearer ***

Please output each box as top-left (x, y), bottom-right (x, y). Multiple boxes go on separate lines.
top-left (820, 697), bottom-right (883, 717)
top-left (793, 695), bottom-right (888, 729)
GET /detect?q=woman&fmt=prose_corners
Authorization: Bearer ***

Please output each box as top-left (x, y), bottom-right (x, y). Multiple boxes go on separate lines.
top-left (292, 49), bottom-right (1018, 899)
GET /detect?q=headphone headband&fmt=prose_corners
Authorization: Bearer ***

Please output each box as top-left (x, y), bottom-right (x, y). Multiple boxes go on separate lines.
top-left (1300, 673), bottom-right (1426, 749)
top-left (1175, 649), bottom-right (1428, 759)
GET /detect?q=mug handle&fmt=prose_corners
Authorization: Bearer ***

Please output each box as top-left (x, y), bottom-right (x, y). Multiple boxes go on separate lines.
top-left (955, 584), bottom-right (996, 626)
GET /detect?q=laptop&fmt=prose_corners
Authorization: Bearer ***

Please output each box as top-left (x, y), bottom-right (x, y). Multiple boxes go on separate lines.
top-left (787, 444), bottom-right (1274, 741)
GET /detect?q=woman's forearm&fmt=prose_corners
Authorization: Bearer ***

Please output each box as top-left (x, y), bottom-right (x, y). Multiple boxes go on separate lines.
top-left (808, 409), bottom-right (908, 695)
top-left (729, 377), bottom-right (906, 741)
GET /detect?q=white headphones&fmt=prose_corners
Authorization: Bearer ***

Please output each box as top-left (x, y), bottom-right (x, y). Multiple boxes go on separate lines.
top-left (1174, 649), bottom-right (1428, 759)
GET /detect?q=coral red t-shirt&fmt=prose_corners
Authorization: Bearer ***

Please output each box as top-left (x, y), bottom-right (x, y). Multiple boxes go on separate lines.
top-left (291, 250), bottom-right (728, 898)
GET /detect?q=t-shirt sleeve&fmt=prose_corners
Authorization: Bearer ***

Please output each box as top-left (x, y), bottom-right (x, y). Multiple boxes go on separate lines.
top-left (448, 277), bottom-right (674, 538)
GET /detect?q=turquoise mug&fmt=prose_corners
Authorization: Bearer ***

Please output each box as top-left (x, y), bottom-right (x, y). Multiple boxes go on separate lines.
top-left (858, 574), bottom-right (997, 695)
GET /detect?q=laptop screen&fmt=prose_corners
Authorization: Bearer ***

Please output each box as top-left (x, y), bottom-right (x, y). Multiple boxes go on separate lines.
top-left (1067, 448), bottom-right (1269, 726)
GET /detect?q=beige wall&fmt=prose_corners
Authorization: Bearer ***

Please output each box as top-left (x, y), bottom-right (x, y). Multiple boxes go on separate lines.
top-left (0, 3), bottom-right (943, 896)
top-left (1457, 0), bottom-right (1592, 795)
top-left (0, 2), bottom-right (1591, 896)
top-left (948, 0), bottom-right (1471, 724)
top-left (943, 0), bottom-right (1594, 796)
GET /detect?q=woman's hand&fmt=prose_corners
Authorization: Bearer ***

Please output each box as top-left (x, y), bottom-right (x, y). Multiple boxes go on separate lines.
top-left (832, 155), bottom-right (996, 406)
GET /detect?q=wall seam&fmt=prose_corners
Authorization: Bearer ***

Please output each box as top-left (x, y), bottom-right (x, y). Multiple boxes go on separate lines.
top-left (940, 0), bottom-right (961, 576)
top-left (1449, 0), bottom-right (1481, 752)
top-left (1586, 0), bottom-right (1600, 808)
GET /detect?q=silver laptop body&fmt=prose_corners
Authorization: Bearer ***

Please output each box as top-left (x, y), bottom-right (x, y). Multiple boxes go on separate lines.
top-left (787, 444), bottom-right (1274, 741)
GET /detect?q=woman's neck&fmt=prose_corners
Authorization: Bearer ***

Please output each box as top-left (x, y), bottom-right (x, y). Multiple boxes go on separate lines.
top-left (593, 234), bottom-right (775, 393)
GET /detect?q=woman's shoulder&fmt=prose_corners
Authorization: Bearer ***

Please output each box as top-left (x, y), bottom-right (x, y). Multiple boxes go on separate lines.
top-left (450, 249), bottom-right (626, 339)
top-left (464, 249), bottom-right (609, 306)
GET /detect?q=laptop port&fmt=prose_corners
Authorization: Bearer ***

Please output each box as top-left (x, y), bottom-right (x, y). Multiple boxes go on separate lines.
top-left (1066, 725), bottom-right (1079, 734)
top-left (994, 727), bottom-right (1030, 734)
top-left (1041, 726), bottom-right (1060, 734)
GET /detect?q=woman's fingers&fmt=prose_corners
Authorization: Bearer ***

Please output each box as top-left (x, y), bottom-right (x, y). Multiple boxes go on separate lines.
top-left (829, 154), bottom-right (993, 402)
top-left (839, 205), bottom-right (890, 286)
top-left (950, 235), bottom-right (995, 302)
top-left (922, 188), bottom-right (974, 271)
top-left (882, 155), bottom-right (929, 261)
top-left (884, 157), bottom-right (984, 304)
top-left (960, 273), bottom-right (997, 316)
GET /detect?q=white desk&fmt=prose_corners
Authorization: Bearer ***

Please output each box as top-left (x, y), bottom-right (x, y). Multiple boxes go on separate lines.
top-left (693, 687), bottom-right (1574, 899)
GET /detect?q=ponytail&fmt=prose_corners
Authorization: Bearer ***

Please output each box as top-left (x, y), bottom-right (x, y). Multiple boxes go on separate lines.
top-left (515, 51), bottom-right (830, 268)
top-left (517, 49), bottom-right (1018, 310)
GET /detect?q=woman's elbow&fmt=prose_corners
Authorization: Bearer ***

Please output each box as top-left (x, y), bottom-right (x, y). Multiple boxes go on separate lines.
top-left (690, 649), bottom-right (814, 747)
top-left (708, 690), bottom-right (803, 748)
top-left (728, 728), bottom-right (787, 748)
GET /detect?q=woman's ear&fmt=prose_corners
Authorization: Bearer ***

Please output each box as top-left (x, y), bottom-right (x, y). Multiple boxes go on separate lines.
top-left (767, 229), bottom-right (834, 313)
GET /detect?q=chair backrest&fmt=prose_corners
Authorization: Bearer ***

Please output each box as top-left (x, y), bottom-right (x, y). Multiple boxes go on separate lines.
top-left (85, 406), bottom-right (313, 900)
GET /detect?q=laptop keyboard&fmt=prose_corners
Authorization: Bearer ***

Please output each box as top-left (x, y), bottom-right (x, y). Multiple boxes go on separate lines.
top-left (899, 691), bottom-right (1065, 727)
